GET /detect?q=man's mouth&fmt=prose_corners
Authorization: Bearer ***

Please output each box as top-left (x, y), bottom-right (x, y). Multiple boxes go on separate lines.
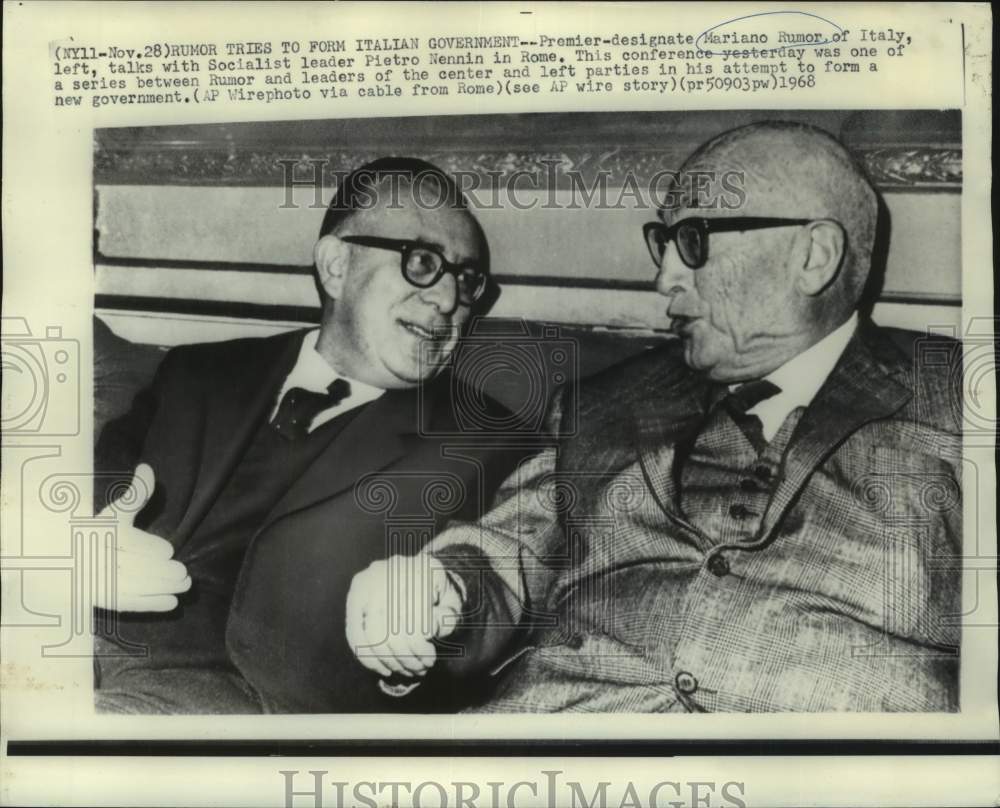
top-left (667, 313), bottom-right (698, 335)
top-left (398, 319), bottom-right (448, 341)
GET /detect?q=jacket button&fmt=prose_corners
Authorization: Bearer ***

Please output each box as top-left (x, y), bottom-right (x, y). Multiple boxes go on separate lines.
top-left (739, 478), bottom-right (759, 492)
top-left (707, 554), bottom-right (730, 577)
top-left (753, 464), bottom-right (772, 481)
top-left (781, 511), bottom-right (805, 535)
top-left (675, 671), bottom-right (698, 694)
top-left (566, 634), bottom-right (584, 650)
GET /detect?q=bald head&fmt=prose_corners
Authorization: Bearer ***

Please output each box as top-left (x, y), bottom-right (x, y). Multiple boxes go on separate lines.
top-left (683, 121), bottom-right (878, 309)
top-left (655, 122), bottom-right (880, 381)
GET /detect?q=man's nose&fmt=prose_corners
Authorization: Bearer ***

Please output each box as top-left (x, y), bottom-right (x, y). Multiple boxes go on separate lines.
top-left (654, 242), bottom-right (690, 297)
top-left (419, 271), bottom-right (459, 314)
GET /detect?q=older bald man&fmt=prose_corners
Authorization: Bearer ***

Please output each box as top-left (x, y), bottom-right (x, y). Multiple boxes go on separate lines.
top-left (346, 122), bottom-right (963, 712)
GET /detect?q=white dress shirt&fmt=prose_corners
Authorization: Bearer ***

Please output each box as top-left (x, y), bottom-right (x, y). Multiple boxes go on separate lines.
top-left (742, 313), bottom-right (858, 442)
top-left (270, 329), bottom-right (384, 432)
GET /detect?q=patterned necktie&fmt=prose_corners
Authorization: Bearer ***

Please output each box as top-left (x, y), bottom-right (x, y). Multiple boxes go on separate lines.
top-left (272, 378), bottom-right (352, 441)
top-left (721, 379), bottom-right (781, 453)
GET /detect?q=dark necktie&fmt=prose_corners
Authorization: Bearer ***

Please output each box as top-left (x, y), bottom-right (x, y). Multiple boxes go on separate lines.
top-left (721, 379), bottom-right (781, 453)
top-left (272, 378), bottom-right (352, 441)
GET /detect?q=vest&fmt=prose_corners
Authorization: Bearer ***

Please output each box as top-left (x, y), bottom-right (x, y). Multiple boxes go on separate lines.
top-left (678, 404), bottom-right (805, 544)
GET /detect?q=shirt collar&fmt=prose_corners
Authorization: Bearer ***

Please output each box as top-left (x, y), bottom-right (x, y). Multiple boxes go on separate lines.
top-left (276, 329), bottom-right (384, 408)
top-left (284, 329), bottom-right (339, 394)
top-left (740, 312), bottom-right (858, 441)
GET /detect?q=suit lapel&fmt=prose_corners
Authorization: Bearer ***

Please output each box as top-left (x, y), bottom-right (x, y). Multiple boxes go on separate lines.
top-left (758, 323), bottom-right (912, 541)
top-left (632, 360), bottom-right (717, 520)
top-left (174, 331), bottom-right (304, 541)
top-left (258, 384), bottom-right (428, 530)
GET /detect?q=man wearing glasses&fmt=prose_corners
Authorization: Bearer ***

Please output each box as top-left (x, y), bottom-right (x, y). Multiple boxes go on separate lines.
top-left (93, 158), bottom-right (528, 713)
top-left (347, 122), bottom-right (963, 712)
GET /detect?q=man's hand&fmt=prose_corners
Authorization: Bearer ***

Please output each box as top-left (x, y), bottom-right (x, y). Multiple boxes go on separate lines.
top-left (96, 463), bottom-right (191, 612)
top-left (345, 553), bottom-right (463, 679)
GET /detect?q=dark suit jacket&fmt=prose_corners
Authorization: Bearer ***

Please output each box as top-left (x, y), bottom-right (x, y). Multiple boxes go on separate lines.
top-left (95, 329), bottom-right (532, 713)
top-left (431, 320), bottom-right (964, 712)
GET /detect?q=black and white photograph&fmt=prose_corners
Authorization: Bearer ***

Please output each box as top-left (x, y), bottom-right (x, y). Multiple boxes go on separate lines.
top-left (2, 4), bottom-right (995, 805)
top-left (91, 109), bottom-right (966, 715)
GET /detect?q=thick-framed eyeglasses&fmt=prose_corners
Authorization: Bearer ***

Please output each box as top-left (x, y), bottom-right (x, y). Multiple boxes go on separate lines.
top-left (339, 235), bottom-right (489, 306)
top-left (643, 217), bottom-right (813, 270)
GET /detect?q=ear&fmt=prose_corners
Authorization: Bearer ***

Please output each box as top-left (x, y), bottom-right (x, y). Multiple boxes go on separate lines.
top-left (795, 219), bottom-right (845, 296)
top-left (314, 235), bottom-right (351, 301)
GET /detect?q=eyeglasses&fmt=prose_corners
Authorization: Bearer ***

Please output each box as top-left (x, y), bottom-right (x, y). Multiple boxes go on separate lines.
top-left (339, 235), bottom-right (489, 307)
top-left (643, 217), bottom-right (813, 270)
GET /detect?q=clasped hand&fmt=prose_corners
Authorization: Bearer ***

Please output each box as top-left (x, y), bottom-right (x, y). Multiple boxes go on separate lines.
top-left (345, 554), bottom-right (463, 679)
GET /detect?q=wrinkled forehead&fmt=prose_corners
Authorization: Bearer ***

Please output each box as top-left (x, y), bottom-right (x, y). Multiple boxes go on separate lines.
top-left (655, 151), bottom-right (752, 224)
top-left (344, 182), bottom-right (483, 264)
top-left (661, 138), bottom-right (825, 223)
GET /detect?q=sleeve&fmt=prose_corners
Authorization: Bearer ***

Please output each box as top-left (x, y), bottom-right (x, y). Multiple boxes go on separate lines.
top-left (426, 397), bottom-right (567, 677)
top-left (93, 350), bottom-right (176, 513)
top-left (92, 346), bottom-right (191, 524)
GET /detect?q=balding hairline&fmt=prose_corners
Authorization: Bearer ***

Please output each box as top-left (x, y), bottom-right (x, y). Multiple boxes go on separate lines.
top-left (328, 172), bottom-right (459, 236)
top-left (685, 121), bottom-right (878, 306)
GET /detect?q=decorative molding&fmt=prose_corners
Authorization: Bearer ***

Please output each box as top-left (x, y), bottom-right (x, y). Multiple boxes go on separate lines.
top-left (859, 148), bottom-right (962, 189)
top-left (95, 144), bottom-right (962, 191)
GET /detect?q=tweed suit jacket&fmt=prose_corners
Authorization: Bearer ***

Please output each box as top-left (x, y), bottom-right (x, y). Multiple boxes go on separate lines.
top-left (431, 320), bottom-right (963, 712)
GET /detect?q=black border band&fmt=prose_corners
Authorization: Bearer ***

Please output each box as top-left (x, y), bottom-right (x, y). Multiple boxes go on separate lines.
top-left (8, 739), bottom-right (999, 757)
